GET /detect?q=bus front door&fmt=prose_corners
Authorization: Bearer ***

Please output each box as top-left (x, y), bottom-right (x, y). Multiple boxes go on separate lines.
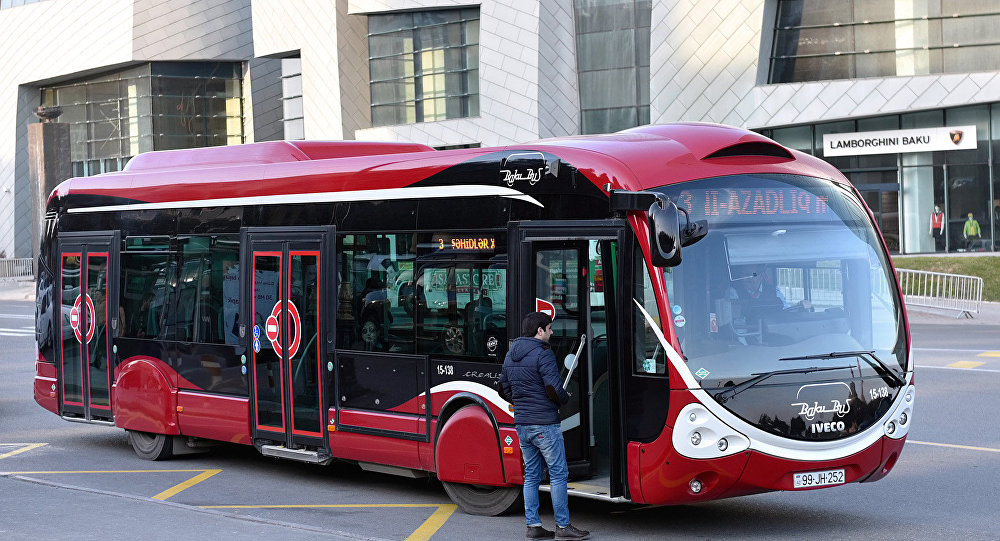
top-left (245, 228), bottom-right (333, 457)
top-left (509, 220), bottom-right (627, 500)
top-left (57, 233), bottom-right (118, 423)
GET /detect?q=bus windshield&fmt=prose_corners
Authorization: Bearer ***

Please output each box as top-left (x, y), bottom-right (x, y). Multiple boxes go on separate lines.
top-left (651, 173), bottom-right (906, 391)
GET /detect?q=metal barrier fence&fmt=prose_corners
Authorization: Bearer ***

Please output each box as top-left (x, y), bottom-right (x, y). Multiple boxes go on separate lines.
top-left (0, 258), bottom-right (33, 281)
top-left (895, 268), bottom-right (983, 318)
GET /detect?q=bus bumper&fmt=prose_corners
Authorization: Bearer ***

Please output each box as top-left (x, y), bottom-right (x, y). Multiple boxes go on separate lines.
top-left (632, 433), bottom-right (905, 504)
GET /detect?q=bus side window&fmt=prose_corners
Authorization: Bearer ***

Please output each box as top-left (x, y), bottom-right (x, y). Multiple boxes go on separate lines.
top-left (634, 251), bottom-right (666, 375)
top-left (336, 233), bottom-right (416, 353)
top-left (120, 252), bottom-right (171, 340)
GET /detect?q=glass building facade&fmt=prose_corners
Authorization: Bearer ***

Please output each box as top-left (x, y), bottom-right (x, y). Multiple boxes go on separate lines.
top-left (770, 0), bottom-right (1000, 83)
top-left (761, 104), bottom-right (1000, 254)
top-left (368, 8), bottom-right (480, 127)
top-left (575, 0), bottom-right (651, 134)
top-left (41, 62), bottom-right (244, 177)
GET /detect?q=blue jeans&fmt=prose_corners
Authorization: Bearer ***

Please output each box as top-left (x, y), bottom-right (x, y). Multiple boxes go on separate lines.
top-left (516, 423), bottom-right (570, 528)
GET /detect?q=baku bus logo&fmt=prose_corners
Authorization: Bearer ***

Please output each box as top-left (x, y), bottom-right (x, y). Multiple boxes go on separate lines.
top-left (790, 382), bottom-right (852, 420)
top-left (500, 152), bottom-right (546, 186)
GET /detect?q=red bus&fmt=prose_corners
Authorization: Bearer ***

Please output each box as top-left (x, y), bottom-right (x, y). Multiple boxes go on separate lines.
top-left (34, 123), bottom-right (913, 514)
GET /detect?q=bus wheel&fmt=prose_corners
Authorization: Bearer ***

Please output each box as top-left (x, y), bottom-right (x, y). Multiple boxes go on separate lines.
top-left (127, 430), bottom-right (174, 461)
top-left (441, 481), bottom-right (520, 516)
top-left (443, 324), bottom-right (465, 354)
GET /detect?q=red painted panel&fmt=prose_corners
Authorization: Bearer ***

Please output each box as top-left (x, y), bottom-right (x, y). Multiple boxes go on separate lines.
top-left (417, 419), bottom-right (436, 471)
top-left (634, 426), bottom-right (749, 505)
top-left (35, 359), bottom-right (57, 378)
top-left (435, 405), bottom-right (508, 486)
top-left (339, 409), bottom-right (419, 434)
top-left (328, 429), bottom-right (421, 470)
top-left (498, 427), bottom-right (523, 485)
top-left (176, 391), bottom-right (252, 445)
top-left (113, 358), bottom-right (179, 435)
top-left (860, 435), bottom-right (906, 484)
top-left (34, 356), bottom-right (59, 414)
top-left (34, 377), bottom-right (59, 414)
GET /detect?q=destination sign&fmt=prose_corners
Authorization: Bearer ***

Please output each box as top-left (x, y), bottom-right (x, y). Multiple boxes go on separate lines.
top-left (674, 188), bottom-right (832, 219)
top-left (437, 236), bottom-right (496, 251)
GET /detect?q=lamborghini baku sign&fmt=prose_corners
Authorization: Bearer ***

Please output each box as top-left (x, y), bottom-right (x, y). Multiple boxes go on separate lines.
top-left (823, 125), bottom-right (977, 157)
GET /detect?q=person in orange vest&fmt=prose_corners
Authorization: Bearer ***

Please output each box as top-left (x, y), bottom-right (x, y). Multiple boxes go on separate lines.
top-left (929, 204), bottom-right (945, 252)
top-left (963, 212), bottom-right (982, 251)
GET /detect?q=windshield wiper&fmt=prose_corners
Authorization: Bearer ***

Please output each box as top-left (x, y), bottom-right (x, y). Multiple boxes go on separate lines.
top-left (715, 365), bottom-right (853, 404)
top-left (780, 350), bottom-right (905, 387)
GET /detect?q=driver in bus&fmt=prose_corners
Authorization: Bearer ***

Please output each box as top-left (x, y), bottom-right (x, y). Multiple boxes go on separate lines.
top-left (723, 264), bottom-right (810, 344)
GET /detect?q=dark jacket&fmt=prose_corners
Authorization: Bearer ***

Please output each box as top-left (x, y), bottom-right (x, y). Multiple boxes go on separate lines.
top-left (499, 337), bottom-right (569, 425)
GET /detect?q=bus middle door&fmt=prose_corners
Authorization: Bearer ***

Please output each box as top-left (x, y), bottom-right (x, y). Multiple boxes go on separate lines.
top-left (245, 227), bottom-right (333, 460)
top-left (56, 232), bottom-right (118, 424)
top-left (509, 220), bottom-right (625, 498)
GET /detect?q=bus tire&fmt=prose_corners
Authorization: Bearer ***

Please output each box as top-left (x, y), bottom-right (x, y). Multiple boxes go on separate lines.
top-left (127, 429), bottom-right (174, 461)
top-left (441, 480), bottom-right (520, 516)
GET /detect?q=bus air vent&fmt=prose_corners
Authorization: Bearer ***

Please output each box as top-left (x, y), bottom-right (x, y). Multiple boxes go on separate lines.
top-left (703, 142), bottom-right (793, 160)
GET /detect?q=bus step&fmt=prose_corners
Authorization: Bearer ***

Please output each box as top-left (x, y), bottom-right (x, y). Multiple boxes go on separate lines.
top-left (260, 445), bottom-right (333, 465)
top-left (60, 416), bottom-right (115, 427)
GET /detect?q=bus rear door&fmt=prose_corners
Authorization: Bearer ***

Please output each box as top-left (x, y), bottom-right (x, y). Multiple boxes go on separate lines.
top-left (244, 227), bottom-right (334, 460)
top-left (509, 220), bottom-right (627, 500)
top-left (56, 232), bottom-right (119, 424)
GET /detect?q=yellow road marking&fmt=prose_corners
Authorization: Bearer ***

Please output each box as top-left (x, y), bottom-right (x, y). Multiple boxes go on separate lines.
top-left (203, 503), bottom-right (457, 540)
top-left (976, 351), bottom-right (1000, 358)
top-left (406, 504), bottom-right (457, 541)
top-left (947, 360), bottom-right (985, 369)
top-left (909, 440), bottom-right (1000, 453)
top-left (3, 469), bottom-right (211, 474)
top-left (0, 468), bottom-right (221, 501)
top-left (152, 469), bottom-right (221, 501)
top-left (0, 443), bottom-right (46, 460)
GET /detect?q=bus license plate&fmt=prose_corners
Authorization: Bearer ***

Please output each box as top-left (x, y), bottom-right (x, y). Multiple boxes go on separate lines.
top-left (793, 469), bottom-right (845, 488)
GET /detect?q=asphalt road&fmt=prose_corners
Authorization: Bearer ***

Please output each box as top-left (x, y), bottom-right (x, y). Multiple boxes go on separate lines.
top-left (1, 298), bottom-right (998, 540)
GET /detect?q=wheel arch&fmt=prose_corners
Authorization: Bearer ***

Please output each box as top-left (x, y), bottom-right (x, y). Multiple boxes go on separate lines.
top-left (434, 392), bottom-right (509, 484)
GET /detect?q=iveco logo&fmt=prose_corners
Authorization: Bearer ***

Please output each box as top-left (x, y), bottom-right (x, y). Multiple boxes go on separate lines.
top-left (811, 421), bottom-right (846, 434)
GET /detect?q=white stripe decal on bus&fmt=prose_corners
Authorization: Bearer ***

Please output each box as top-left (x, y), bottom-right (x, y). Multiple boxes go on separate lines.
top-left (67, 185), bottom-right (544, 213)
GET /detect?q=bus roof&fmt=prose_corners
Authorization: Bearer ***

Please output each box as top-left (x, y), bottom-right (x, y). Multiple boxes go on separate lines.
top-left (50, 123), bottom-right (846, 210)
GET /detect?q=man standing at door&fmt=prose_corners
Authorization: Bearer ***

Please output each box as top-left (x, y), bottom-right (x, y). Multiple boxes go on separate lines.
top-left (500, 312), bottom-right (590, 541)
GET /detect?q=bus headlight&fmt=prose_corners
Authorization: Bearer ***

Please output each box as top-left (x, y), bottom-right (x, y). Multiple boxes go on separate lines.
top-left (691, 431), bottom-right (702, 446)
top-left (886, 421), bottom-right (896, 435)
top-left (898, 412), bottom-right (907, 426)
top-left (689, 478), bottom-right (703, 493)
top-left (717, 438), bottom-right (729, 452)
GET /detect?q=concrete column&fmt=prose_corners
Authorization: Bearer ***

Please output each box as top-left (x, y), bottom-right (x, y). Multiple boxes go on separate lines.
top-left (27, 116), bottom-right (72, 264)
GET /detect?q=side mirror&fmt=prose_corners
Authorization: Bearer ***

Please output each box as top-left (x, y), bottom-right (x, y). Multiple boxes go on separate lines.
top-left (648, 199), bottom-right (682, 267)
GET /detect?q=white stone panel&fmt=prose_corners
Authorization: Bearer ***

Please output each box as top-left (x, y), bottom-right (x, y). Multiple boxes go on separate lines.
top-left (132, 0), bottom-right (252, 60)
top-left (0, 0), bottom-right (134, 257)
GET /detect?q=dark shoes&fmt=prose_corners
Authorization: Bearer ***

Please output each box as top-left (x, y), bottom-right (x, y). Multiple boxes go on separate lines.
top-left (555, 524), bottom-right (590, 540)
top-left (526, 525), bottom-right (555, 539)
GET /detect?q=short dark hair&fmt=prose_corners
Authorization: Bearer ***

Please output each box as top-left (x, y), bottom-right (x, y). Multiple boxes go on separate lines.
top-left (521, 312), bottom-right (552, 337)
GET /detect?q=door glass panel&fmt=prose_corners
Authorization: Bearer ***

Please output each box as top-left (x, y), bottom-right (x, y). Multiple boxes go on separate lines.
top-left (289, 252), bottom-right (322, 435)
top-left (87, 254), bottom-right (111, 408)
top-left (61, 254), bottom-right (83, 405)
top-left (534, 246), bottom-right (584, 455)
top-left (253, 252), bottom-right (284, 430)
